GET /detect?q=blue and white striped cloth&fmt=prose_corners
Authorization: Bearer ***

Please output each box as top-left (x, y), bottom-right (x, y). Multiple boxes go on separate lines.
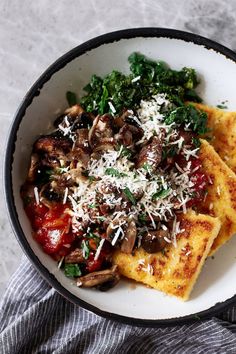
top-left (1, 257), bottom-right (236, 353)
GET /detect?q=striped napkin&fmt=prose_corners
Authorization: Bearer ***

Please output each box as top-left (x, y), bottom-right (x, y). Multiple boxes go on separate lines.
top-left (0, 257), bottom-right (236, 354)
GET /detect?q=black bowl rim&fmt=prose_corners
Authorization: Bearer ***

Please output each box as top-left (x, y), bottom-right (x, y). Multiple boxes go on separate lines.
top-left (5, 27), bottom-right (236, 327)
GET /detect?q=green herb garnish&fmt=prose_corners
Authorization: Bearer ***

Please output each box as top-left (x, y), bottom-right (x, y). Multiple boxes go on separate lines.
top-left (138, 213), bottom-right (147, 224)
top-left (118, 145), bottom-right (132, 159)
top-left (81, 240), bottom-right (90, 259)
top-left (80, 52), bottom-right (202, 115)
top-left (56, 167), bottom-right (69, 174)
top-left (164, 104), bottom-right (208, 135)
top-left (167, 146), bottom-right (178, 158)
top-left (66, 91), bottom-right (77, 107)
top-left (152, 188), bottom-right (170, 201)
top-left (87, 232), bottom-right (100, 239)
top-left (192, 137), bottom-right (201, 148)
top-left (88, 176), bottom-right (96, 183)
top-left (216, 104), bottom-right (228, 109)
top-left (105, 168), bottom-right (127, 178)
top-left (123, 187), bottom-right (136, 205)
top-left (88, 203), bottom-right (97, 209)
top-left (96, 216), bottom-right (106, 222)
top-left (64, 264), bottom-right (82, 278)
top-left (142, 163), bottom-right (152, 172)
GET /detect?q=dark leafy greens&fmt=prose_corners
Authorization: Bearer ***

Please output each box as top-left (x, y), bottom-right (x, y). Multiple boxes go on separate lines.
top-left (66, 91), bottom-right (77, 107)
top-left (164, 105), bottom-right (208, 135)
top-left (79, 52), bottom-right (202, 116)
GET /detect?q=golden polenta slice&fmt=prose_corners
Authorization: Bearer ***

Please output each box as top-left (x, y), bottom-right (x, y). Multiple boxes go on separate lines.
top-left (199, 139), bottom-right (236, 254)
top-left (113, 211), bottom-right (220, 301)
top-left (194, 103), bottom-right (236, 173)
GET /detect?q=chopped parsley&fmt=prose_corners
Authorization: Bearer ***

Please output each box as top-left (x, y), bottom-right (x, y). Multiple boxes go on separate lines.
top-left (138, 213), bottom-right (147, 224)
top-left (88, 176), bottom-right (96, 183)
top-left (81, 240), bottom-right (90, 259)
top-left (192, 137), bottom-right (201, 148)
top-left (105, 168), bottom-right (127, 178)
top-left (86, 232), bottom-right (100, 239)
top-left (123, 187), bottom-right (136, 205)
top-left (80, 52), bottom-right (202, 115)
top-left (96, 216), bottom-right (106, 222)
top-left (119, 145), bottom-right (132, 159)
top-left (64, 264), bottom-right (82, 278)
top-left (216, 104), bottom-right (228, 109)
top-left (142, 163), bottom-right (152, 172)
top-left (164, 104), bottom-right (208, 135)
top-left (152, 188), bottom-right (171, 201)
top-left (88, 203), bottom-right (97, 209)
top-left (66, 91), bottom-right (77, 107)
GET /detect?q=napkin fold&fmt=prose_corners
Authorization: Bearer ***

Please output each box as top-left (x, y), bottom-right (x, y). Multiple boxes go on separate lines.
top-left (0, 257), bottom-right (236, 354)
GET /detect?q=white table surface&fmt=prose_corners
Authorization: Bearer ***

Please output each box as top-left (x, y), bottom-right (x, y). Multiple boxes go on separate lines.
top-left (1, 0), bottom-right (236, 296)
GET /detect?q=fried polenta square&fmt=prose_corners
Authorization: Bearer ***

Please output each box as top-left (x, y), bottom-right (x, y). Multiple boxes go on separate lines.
top-left (194, 103), bottom-right (236, 173)
top-left (113, 211), bottom-right (220, 301)
top-left (199, 139), bottom-right (236, 254)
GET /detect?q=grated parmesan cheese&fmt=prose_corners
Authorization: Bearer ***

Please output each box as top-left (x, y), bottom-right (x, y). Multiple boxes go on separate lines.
top-left (108, 101), bottom-right (116, 114)
top-left (34, 187), bottom-right (40, 205)
top-left (63, 187), bottom-right (69, 204)
top-left (131, 76), bottom-right (141, 83)
top-left (57, 256), bottom-right (64, 269)
top-left (63, 93), bottom-right (203, 250)
top-left (94, 238), bottom-right (105, 261)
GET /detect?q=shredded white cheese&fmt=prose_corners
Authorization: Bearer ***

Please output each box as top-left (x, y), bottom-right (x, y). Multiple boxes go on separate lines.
top-left (94, 238), bottom-right (105, 261)
top-left (131, 76), bottom-right (141, 83)
top-left (57, 256), bottom-right (64, 269)
top-left (108, 101), bottom-right (116, 114)
top-left (63, 187), bottom-right (69, 204)
top-left (34, 187), bottom-right (40, 205)
top-left (64, 93), bottom-right (203, 250)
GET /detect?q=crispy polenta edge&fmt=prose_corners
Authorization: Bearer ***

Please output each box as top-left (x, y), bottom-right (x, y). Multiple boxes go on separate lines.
top-left (194, 103), bottom-right (236, 173)
top-left (113, 211), bottom-right (220, 301)
top-left (199, 139), bottom-right (236, 254)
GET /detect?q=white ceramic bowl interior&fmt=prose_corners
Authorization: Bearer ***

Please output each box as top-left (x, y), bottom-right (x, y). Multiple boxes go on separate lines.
top-left (7, 29), bottom-right (236, 324)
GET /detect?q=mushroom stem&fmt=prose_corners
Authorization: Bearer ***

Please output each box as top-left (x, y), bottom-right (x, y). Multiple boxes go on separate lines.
top-left (76, 265), bottom-right (120, 288)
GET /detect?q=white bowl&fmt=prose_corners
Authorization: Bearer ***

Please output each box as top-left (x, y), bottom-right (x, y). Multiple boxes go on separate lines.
top-left (5, 28), bottom-right (236, 326)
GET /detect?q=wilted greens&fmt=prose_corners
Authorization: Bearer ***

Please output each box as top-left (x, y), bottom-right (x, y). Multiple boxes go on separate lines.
top-left (79, 52), bottom-right (202, 116)
top-left (66, 52), bottom-right (208, 136)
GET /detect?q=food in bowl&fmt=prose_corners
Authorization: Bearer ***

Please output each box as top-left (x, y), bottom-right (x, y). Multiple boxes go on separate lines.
top-left (20, 52), bottom-right (236, 300)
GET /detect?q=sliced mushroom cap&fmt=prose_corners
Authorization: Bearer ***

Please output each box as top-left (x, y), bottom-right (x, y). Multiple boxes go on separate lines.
top-left (120, 218), bottom-right (137, 254)
top-left (136, 135), bottom-right (163, 171)
top-left (27, 153), bottom-right (40, 183)
top-left (88, 114), bottom-right (114, 151)
top-left (113, 110), bottom-right (130, 128)
top-left (65, 248), bottom-right (84, 264)
top-left (76, 265), bottom-right (120, 289)
top-left (54, 106), bottom-right (94, 130)
top-left (33, 135), bottom-right (72, 169)
top-left (34, 135), bottom-right (72, 154)
top-left (68, 128), bottom-right (91, 168)
top-left (74, 128), bottom-right (89, 147)
top-left (141, 229), bottom-right (169, 253)
top-left (106, 217), bottom-right (126, 241)
top-left (64, 104), bottom-right (84, 117)
top-left (116, 123), bottom-right (143, 147)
